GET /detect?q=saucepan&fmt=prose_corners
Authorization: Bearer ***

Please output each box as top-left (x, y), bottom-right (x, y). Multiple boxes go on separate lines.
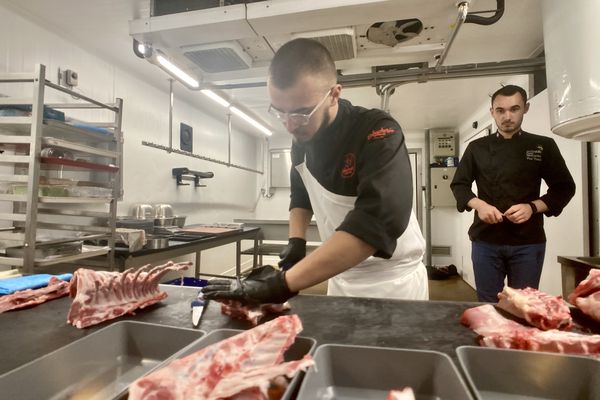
top-left (154, 217), bottom-right (174, 227)
top-left (145, 235), bottom-right (171, 249)
top-left (153, 204), bottom-right (174, 219)
top-left (172, 215), bottom-right (186, 228)
top-left (131, 203), bottom-right (153, 220)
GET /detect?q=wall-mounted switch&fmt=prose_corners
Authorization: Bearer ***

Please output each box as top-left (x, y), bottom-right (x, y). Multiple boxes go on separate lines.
top-left (58, 68), bottom-right (78, 88)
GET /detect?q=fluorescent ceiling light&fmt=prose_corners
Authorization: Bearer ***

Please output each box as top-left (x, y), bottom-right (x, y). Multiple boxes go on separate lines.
top-left (156, 55), bottom-right (199, 88)
top-left (230, 106), bottom-right (272, 137)
top-left (201, 89), bottom-right (230, 108)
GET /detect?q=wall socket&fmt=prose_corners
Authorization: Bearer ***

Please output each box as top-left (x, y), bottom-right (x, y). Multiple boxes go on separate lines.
top-left (57, 68), bottom-right (78, 88)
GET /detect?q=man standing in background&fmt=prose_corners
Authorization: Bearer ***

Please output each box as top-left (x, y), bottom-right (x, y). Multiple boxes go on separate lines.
top-left (451, 85), bottom-right (575, 302)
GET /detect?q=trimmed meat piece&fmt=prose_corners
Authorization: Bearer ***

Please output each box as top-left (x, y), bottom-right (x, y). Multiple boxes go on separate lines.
top-left (67, 261), bottom-right (190, 328)
top-left (0, 276), bottom-right (70, 313)
top-left (461, 304), bottom-right (600, 356)
top-left (496, 286), bottom-right (572, 330)
top-left (129, 314), bottom-right (314, 400)
top-left (568, 269), bottom-right (600, 322)
top-left (387, 387), bottom-right (416, 400)
top-left (221, 300), bottom-right (291, 325)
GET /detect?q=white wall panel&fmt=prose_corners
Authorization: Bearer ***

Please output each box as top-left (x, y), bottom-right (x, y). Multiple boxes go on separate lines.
top-left (0, 4), bottom-right (262, 275)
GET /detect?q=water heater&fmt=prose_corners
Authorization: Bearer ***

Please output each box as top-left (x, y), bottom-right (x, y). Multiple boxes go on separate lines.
top-left (542, 0), bottom-right (600, 141)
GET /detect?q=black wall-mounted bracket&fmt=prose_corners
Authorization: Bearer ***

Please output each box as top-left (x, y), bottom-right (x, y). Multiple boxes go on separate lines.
top-left (172, 167), bottom-right (214, 187)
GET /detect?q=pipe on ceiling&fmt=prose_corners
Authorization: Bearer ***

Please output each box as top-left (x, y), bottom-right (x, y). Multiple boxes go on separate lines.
top-left (375, 57), bottom-right (545, 113)
top-left (465, 0), bottom-right (505, 25)
top-left (435, 1), bottom-right (469, 70)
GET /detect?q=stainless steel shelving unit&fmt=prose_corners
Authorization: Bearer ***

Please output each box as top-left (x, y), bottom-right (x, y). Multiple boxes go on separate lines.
top-left (0, 64), bottom-right (123, 273)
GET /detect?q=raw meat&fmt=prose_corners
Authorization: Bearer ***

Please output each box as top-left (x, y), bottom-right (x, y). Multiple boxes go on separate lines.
top-left (0, 276), bottom-right (70, 314)
top-left (496, 286), bottom-right (572, 330)
top-left (386, 387), bottom-right (415, 400)
top-left (67, 261), bottom-right (191, 328)
top-left (220, 300), bottom-right (291, 325)
top-left (129, 314), bottom-right (314, 400)
top-left (461, 304), bottom-right (600, 356)
top-left (568, 269), bottom-right (600, 322)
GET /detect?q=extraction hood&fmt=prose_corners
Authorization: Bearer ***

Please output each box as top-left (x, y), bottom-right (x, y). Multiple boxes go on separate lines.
top-left (129, 0), bottom-right (459, 85)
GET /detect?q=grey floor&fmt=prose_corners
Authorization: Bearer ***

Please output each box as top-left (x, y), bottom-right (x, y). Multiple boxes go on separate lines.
top-left (301, 275), bottom-right (478, 302)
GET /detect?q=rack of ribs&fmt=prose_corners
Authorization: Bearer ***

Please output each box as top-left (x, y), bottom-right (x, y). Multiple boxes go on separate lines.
top-left (67, 261), bottom-right (191, 328)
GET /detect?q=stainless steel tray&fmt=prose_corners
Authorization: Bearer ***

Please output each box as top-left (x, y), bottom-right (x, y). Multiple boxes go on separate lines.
top-left (139, 328), bottom-right (316, 400)
top-left (6, 240), bottom-right (82, 259)
top-left (0, 321), bottom-right (205, 400)
top-left (297, 344), bottom-right (473, 400)
top-left (457, 345), bottom-right (600, 400)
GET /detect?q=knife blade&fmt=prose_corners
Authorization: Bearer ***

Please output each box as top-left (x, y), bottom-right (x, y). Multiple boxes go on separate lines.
top-left (191, 293), bottom-right (205, 328)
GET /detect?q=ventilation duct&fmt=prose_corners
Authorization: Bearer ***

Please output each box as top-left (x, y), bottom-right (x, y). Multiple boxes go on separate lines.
top-left (292, 28), bottom-right (357, 61)
top-left (543, 0), bottom-right (600, 141)
top-left (182, 41), bottom-right (252, 73)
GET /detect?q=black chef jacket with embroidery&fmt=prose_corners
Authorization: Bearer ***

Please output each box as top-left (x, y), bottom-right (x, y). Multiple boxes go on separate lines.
top-left (289, 99), bottom-right (413, 259)
top-left (450, 130), bottom-right (575, 245)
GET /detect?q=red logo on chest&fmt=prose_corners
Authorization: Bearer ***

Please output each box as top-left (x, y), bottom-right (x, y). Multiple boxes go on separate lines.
top-left (341, 153), bottom-right (356, 178)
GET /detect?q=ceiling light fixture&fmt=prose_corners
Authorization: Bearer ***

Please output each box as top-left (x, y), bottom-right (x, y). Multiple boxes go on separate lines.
top-left (147, 52), bottom-right (272, 136)
top-left (200, 89), bottom-right (230, 108)
top-left (156, 53), bottom-right (199, 88)
top-left (230, 106), bottom-right (272, 137)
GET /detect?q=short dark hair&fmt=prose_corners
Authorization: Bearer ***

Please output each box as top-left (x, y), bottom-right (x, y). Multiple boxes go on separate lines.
top-left (491, 85), bottom-right (528, 105)
top-left (268, 38), bottom-right (337, 89)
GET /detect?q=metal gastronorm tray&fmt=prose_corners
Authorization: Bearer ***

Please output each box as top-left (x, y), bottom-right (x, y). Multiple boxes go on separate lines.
top-left (134, 328), bottom-right (316, 400)
top-left (297, 344), bottom-right (473, 400)
top-left (0, 321), bottom-right (205, 400)
top-left (457, 345), bottom-right (600, 400)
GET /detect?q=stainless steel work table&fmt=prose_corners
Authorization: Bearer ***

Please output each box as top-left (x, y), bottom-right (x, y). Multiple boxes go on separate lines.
top-left (112, 226), bottom-right (260, 278)
top-left (0, 284), bottom-right (482, 376)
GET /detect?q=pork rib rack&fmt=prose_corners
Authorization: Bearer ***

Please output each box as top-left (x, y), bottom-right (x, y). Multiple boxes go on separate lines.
top-left (0, 276), bottom-right (70, 314)
top-left (67, 261), bottom-right (191, 328)
top-left (461, 304), bottom-right (600, 356)
top-left (496, 286), bottom-right (572, 330)
top-left (568, 269), bottom-right (600, 323)
top-left (129, 314), bottom-right (314, 400)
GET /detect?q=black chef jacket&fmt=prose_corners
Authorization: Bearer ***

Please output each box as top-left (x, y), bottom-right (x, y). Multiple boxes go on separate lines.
top-left (289, 99), bottom-right (413, 259)
top-left (451, 130), bottom-right (576, 245)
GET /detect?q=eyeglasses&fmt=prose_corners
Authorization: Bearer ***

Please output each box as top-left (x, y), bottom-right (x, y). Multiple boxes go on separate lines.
top-left (268, 89), bottom-right (332, 126)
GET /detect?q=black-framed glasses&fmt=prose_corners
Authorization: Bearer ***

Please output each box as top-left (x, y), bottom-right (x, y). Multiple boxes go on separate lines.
top-left (268, 88), bottom-right (332, 126)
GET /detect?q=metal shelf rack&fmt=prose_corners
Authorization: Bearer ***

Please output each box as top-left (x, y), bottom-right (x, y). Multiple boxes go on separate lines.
top-left (0, 64), bottom-right (123, 273)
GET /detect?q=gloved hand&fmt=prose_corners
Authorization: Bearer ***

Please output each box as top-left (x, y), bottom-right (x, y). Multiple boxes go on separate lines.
top-left (278, 237), bottom-right (306, 271)
top-left (201, 265), bottom-right (297, 305)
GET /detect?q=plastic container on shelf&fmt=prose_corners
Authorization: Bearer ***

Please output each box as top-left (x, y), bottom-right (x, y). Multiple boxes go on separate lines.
top-left (67, 186), bottom-right (113, 198)
top-left (11, 184), bottom-right (69, 197)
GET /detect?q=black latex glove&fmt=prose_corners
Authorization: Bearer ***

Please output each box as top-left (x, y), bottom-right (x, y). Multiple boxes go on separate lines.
top-left (201, 265), bottom-right (297, 305)
top-left (278, 237), bottom-right (306, 271)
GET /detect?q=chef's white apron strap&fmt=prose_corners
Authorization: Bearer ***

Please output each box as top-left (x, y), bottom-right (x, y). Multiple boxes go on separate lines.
top-left (295, 160), bottom-right (428, 300)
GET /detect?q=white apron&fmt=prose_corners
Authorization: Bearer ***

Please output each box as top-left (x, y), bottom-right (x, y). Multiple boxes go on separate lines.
top-left (295, 161), bottom-right (429, 300)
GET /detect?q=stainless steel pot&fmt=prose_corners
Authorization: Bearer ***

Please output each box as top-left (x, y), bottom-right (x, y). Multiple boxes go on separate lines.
top-left (154, 217), bottom-right (174, 227)
top-left (153, 204), bottom-right (173, 218)
top-left (131, 204), bottom-right (153, 219)
top-left (145, 235), bottom-right (170, 249)
top-left (172, 215), bottom-right (186, 228)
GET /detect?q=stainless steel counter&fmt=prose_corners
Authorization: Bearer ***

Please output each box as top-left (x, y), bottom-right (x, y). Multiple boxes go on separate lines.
top-left (234, 219), bottom-right (321, 242)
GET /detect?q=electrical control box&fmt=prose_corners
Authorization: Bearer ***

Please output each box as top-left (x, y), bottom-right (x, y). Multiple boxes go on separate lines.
top-left (431, 131), bottom-right (458, 158)
top-left (431, 167), bottom-right (456, 207)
